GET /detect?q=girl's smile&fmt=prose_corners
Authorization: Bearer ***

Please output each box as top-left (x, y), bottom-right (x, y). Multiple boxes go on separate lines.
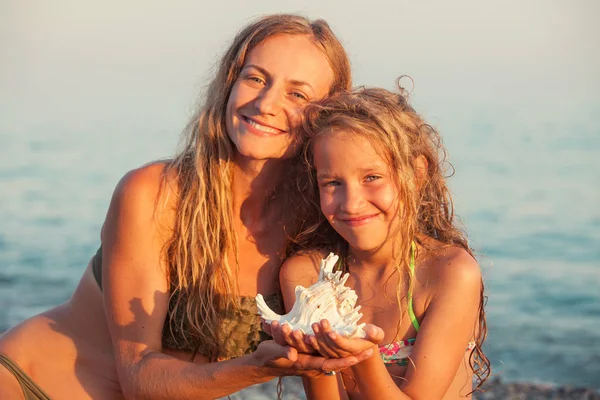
top-left (314, 130), bottom-right (400, 255)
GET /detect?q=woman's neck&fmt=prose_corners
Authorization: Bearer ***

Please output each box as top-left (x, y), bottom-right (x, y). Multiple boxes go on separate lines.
top-left (232, 154), bottom-right (288, 230)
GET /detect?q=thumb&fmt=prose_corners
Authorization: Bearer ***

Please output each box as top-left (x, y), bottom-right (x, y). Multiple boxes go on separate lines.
top-left (268, 341), bottom-right (297, 361)
top-left (364, 324), bottom-right (385, 344)
top-left (286, 346), bottom-right (298, 362)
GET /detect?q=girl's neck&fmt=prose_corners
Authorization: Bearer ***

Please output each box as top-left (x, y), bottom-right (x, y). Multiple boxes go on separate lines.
top-left (347, 243), bottom-right (397, 274)
top-left (348, 236), bottom-right (420, 275)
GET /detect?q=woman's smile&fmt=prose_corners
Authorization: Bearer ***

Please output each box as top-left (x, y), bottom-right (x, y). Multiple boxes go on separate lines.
top-left (225, 34), bottom-right (334, 161)
top-left (241, 115), bottom-right (286, 136)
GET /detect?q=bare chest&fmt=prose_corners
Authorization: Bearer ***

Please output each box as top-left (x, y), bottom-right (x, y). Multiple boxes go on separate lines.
top-left (234, 227), bottom-right (285, 297)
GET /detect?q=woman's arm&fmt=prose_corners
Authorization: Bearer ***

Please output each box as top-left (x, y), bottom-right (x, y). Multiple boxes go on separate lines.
top-left (101, 163), bottom-right (270, 399)
top-left (101, 165), bottom-right (366, 399)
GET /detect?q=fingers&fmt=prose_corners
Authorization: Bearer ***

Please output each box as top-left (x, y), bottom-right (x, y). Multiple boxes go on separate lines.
top-left (267, 321), bottom-right (316, 353)
top-left (289, 329), bottom-right (314, 354)
top-left (268, 321), bottom-right (289, 346)
top-left (271, 346), bottom-right (375, 377)
top-left (310, 320), bottom-right (382, 358)
top-left (264, 320), bottom-right (384, 358)
top-left (321, 347), bottom-right (374, 371)
top-left (256, 340), bottom-right (296, 366)
top-left (261, 319), bottom-right (273, 336)
top-left (286, 345), bottom-right (298, 362)
top-left (363, 324), bottom-right (385, 345)
top-left (311, 321), bottom-right (342, 358)
top-left (319, 320), bottom-right (353, 357)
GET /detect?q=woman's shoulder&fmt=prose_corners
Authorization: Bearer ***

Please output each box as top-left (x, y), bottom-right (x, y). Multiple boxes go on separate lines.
top-left (105, 161), bottom-right (179, 238)
top-left (112, 161), bottom-right (178, 207)
top-left (115, 160), bottom-right (174, 194)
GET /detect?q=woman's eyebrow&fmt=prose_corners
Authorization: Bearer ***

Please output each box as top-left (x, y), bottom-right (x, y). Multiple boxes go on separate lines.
top-left (289, 79), bottom-right (316, 95)
top-left (243, 64), bottom-right (270, 76)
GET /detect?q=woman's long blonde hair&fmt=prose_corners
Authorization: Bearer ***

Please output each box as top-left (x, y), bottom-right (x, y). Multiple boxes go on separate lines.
top-left (290, 83), bottom-right (490, 390)
top-left (161, 14), bottom-right (351, 361)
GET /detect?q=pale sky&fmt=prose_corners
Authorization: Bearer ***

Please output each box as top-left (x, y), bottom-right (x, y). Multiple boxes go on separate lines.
top-left (1, 0), bottom-right (599, 136)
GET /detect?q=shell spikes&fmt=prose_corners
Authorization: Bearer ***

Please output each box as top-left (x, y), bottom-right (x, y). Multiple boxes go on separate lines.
top-left (256, 253), bottom-right (366, 338)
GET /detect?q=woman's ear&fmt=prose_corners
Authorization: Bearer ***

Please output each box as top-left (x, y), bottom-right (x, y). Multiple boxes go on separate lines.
top-left (414, 155), bottom-right (429, 189)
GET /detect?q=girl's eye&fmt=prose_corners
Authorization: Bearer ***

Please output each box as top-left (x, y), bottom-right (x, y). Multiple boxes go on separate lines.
top-left (322, 180), bottom-right (341, 188)
top-left (365, 175), bottom-right (381, 182)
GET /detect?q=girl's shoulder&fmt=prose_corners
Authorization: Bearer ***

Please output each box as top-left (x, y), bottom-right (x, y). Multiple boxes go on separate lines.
top-left (280, 249), bottom-right (330, 287)
top-left (418, 243), bottom-right (481, 298)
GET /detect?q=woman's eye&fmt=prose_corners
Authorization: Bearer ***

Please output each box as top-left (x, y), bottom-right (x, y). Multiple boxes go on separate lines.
top-left (290, 91), bottom-right (309, 101)
top-left (245, 75), bottom-right (265, 85)
top-left (365, 175), bottom-right (381, 182)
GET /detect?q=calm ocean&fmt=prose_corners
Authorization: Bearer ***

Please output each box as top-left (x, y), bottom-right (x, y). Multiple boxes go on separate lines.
top-left (1, 103), bottom-right (599, 389)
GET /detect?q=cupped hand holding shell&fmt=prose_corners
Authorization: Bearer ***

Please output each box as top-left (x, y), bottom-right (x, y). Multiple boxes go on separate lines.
top-left (307, 320), bottom-right (385, 359)
top-left (257, 253), bottom-right (367, 339)
top-left (258, 252), bottom-right (384, 358)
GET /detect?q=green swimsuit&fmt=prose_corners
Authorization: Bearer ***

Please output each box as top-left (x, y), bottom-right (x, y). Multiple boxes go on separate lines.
top-left (378, 243), bottom-right (476, 365)
top-left (92, 246), bottom-right (284, 360)
top-left (0, 353), bottom-right (52, 400)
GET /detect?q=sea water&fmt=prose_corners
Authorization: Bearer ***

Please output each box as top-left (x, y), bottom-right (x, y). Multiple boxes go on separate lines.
top-left (1, 104), bottom-right (599, 389)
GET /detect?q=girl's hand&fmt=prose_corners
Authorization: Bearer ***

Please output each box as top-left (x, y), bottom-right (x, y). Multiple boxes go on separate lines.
top-left (254, 340), bottom-right (373, 377)
top-left (306, 320), bottom-right (385, 359)
top-left (262, 320), bottom-right (317, 354)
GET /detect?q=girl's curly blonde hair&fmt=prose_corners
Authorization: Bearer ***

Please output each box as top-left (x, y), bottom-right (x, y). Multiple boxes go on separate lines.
top-left (286, 82), bottom-right (490, 391)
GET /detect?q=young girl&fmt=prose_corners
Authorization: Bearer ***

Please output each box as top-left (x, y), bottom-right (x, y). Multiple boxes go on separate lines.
top-left (272, 85), bottom-right (490, 399)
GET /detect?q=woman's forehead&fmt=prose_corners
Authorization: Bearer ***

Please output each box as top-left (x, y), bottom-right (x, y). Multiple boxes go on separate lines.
top-left (244, 34), bottom-right (334, 98)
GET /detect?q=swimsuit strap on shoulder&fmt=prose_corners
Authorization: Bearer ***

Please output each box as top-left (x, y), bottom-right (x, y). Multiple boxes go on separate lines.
top-left (407, 241), bottom-right (420, 332)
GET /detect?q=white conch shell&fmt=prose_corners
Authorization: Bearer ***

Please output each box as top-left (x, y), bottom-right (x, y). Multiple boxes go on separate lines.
top-left (256, 253), bottom-right (366, 338)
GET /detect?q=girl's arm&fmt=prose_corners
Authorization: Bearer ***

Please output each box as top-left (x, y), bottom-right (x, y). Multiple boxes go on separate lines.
top-left (316, 249), bottom-right (482, 400)
top-left (102, 165), bottom-right (366, 400)
top-left (279, 254), bottom-right (348, 400)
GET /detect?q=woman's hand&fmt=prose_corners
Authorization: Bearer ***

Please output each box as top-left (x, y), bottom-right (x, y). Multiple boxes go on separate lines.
top-left (253, 340), bottom-right (374, 377)
top-left (305, 320), bottom-right (385, 359)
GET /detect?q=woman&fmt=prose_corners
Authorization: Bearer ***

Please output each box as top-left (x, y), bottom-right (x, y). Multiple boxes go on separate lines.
top-left (0, 14), bottom-right (378, 399)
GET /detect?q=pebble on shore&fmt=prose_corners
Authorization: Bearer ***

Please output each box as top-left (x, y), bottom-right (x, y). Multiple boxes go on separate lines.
top-left (222, 376), bottom-right (600, 400)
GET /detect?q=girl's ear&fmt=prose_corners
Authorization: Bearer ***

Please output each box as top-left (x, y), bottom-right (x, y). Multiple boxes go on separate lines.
top-left (414, 155), bottom-right (429, 189)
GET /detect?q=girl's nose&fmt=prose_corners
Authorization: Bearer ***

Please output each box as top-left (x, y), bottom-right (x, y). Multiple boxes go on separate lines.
top-left (339, 186), bottom-right (365, 214)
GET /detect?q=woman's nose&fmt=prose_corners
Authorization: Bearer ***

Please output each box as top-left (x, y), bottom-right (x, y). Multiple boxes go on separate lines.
top-left (254, 86), bottom-right (282, 115)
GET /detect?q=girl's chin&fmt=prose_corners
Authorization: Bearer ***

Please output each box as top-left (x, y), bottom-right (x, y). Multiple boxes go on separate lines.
top-left (346, 240), bottom-right (385, 253)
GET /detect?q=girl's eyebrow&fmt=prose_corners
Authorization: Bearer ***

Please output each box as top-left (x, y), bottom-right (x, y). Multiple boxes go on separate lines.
top-left (242, 64), bottom-right (316, 95)
top-left (316, 172), bottom-right (335, 180)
